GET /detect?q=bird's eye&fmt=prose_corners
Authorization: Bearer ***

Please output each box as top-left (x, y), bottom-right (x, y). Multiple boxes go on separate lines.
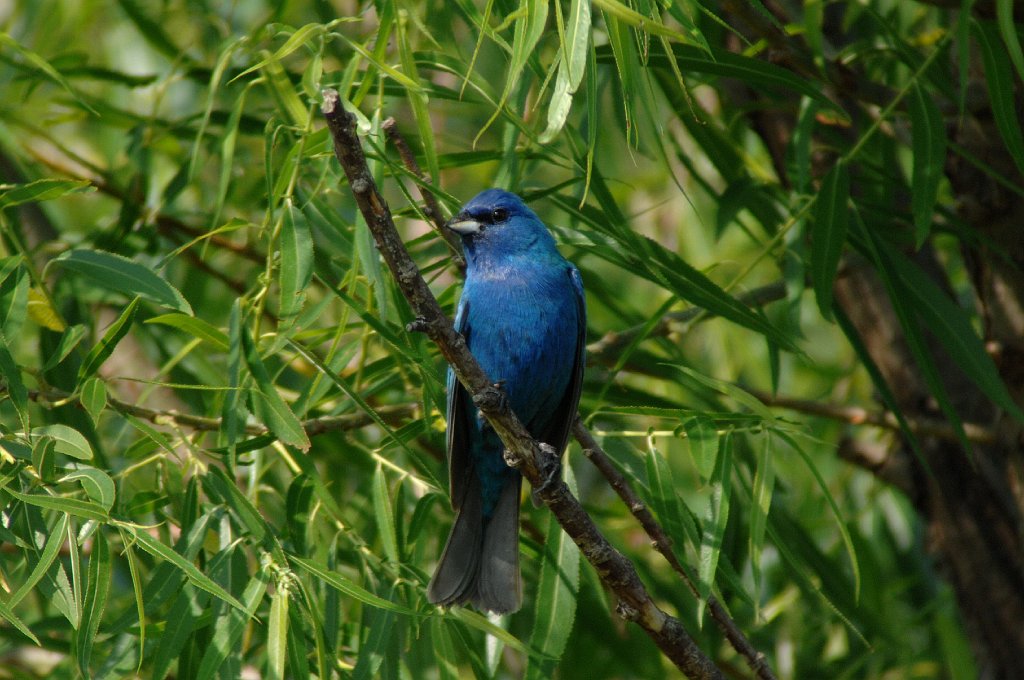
top-left (491, 207), bottom-right (510, 223)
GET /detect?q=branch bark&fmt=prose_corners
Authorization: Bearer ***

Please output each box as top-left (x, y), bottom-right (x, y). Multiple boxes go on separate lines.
top-left (321, 89), bottom-right (724, 680)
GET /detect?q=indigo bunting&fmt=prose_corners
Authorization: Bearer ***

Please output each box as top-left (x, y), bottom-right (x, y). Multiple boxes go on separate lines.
top-left (426, 189), bottom-right (586, 614)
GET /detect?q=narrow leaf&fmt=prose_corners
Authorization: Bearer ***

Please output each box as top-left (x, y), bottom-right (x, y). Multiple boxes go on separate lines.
top-left (241, 324), bottom-right (310, 451)
top-left (267, 583), bottom-right (289, 680)
top-left (974, 20), bottom-right (1024, 175)
top-left (76, 530), bottom-right (111, 677)
top-left (811, 162), bottom-right (850, 320)
top-left (32, 423), bottom-right (93, 460)
top-left (146, 313), bottom-right (229, 351)
top-left (0, 179), bottom-right (93, 209)
top-left (526, 465), bottom-right (580, 680)
top-left (54, 250), bottom-right (192, 314)
top-left (0, 331), bottom-right (29, 432)
top-left (698, 432), bottom-right (733, 622)
top-left (278, 201), bottom-right (314, 322)
top-left (79, 297), bottom-right (141, 381)
top-left (909, 82), bottom-right (946, 247)
top-left (289, 555), bottom-right (415, 614)
top-left (119, 523), bottom-right (249, 614)
top-left (372, 464), bottom-right (399, 563)
top-left (60, 467), bottom-right (116, 511)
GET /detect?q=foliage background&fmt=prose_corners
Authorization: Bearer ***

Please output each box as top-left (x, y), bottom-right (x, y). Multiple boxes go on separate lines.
top-left (2, 0), bottom-right (1021, 678)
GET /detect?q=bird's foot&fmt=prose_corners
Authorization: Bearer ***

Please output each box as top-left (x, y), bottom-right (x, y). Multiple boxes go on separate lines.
top-left (405, 316), bottom-right (430, 334)
top-left (531, 443), bottom-right (562, 504)
top-left (473, 382), bottom-right (508, 428)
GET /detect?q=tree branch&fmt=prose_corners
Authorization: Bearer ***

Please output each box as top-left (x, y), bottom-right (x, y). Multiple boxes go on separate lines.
top-left (380, 118), bottom-right (465, 272)
top-left (747, 388), bottom-right (998, 446)
top-left (321, 89), bottom-right (724, 680)
top-left (574, 420), bottom-right (777, 680)
top-left (12, 385), bottom-right (414, 439)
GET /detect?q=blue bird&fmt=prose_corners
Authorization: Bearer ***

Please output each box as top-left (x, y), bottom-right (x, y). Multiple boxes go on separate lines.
top-left (427, 189), bottom-right (586, 614)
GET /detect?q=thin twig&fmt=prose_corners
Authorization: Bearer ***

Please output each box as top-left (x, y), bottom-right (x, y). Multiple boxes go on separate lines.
top-left (321, 89), bottom-right (724, 680)
top-left (586, 281), bottom-right (788, 363)
top-left (381, 118), bottom-right (466, 272)
top-left (748, 388), bottom-right (998, 446)
top-left (573, 420), bottom-right (777, 680)
top-left (13, 385), bottom-right (414, 438)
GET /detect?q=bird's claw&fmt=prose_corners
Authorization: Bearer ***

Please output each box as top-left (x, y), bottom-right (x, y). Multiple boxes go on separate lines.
top-left (473, 382), bottom-right (508, 429)
top-left (405, 316), bottom-right (430, 334)
top-left (531, 443), bottom-right (562, 504)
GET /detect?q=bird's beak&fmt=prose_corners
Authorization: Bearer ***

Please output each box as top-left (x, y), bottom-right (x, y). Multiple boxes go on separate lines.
top-left (446, 215), bottom-right (481, 235)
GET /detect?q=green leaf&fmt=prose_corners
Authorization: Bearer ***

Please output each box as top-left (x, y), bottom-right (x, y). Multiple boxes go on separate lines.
top-left (672, 365), bottom-right (775, 423)
top-left (540, 0), bottom-right (591, 142)
top-left (776, 431), bottom-right (861, 601)
top-left (996, 0), bottom-right (1024, 86)
top-left (195, 563), bottom-right (270, 680)
top-left (53, 250), bottom-right (192, 314)
top-left (372, 464), bottom-right (399, 563)
top-left (698, 431), bottom-right (733, 622)
top-left (289, 555), bottom-right (416, 614)
top-left (450, 608), bottom-right (535, 657)
top-left (431, 618), bottom-right (461, 680)
top-left (267, 581), bottom-right (289, 680)
top-left (645, 434), bottom-right (697, 553)
top-left (81, 377), bottom-right (107, 425)
top-left (60, 467), bottom-right (116, 511)
top-left (683, 415), bottom-right (720, 481)
top-left (285, 475), bottom-right (315, 555)
top-left (75, 529), bottom-right (111, 677)
top-left (0, 587), bottom-right (40, 645)
top-left (581, 231), bottom-right (799, 351)
top-left (241, 325), bottom-right (311, 451)
top-left (749, 434), bottom-right (775, 593)
top-left (212, 82), bottom-right (251, 228)
top-left (0, 330), bottom-right (29, 432)
top-left (973, 20), bottom-right (1024, 175)
top-left (220, 300), bottom-right (245, 466)
top-left (8, 488), bottom-right (109, 520)
top-left (203, 465), bottom-right (270, 544)
top-left (811, 162), bottom-right (849, 320)
top-left (892, 249), bottom-right (1024, 423)
top-left (0, 263), bottom-right (29, 339)
top-left (146, 313), bottom-right (229, 351)
top-left (119, 523), bottom-right (249, 614)
top-left (232, 22), bottom-right (327, 82)
top-left (909, 82), bottom-right (945, 247)
top-left (78, 296), bottom-right (141, 381)
top-left (526, 465), bottom-right (580, 680)
top-left (150, 586), bottom-right (200, 679)
top-left (0, 179), bottom-right (93, 209)
top-left (591, 0), bottom-right (688, 41)
top-left (32, 423), bottom-right (93, 460)
top-left (31, 436), bottom-right (57, 482)
top-left (7, 513), bottom-right (70, 609)
top-left (116, 0), bottom-right (192, 62)
top-left (43, 323), bottom-right (87, 371)
top-left (0, 34), bottom-right (96, 114)
top-left (278, 201), bottom-right (315, 322)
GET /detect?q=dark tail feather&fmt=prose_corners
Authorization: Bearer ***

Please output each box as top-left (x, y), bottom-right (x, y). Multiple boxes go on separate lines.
top-left (475, 475), bottom-right (522, 614)
top-left (427, 474), bottom-right (522, 614)
top-left (427, 474), bottom-right (483, 607)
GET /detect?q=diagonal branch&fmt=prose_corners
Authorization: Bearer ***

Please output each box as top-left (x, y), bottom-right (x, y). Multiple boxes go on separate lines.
top-left (321, 89), bottom-right (724, 680)
top-left (573, 420), bottom-right (777, 680)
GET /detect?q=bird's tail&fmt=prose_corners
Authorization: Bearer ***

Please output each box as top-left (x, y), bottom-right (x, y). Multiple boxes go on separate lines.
top-left (427, 474), bottom-right (522, 614)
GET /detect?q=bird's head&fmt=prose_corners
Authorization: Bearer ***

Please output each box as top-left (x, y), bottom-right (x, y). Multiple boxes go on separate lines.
top-left (446, 189), bottom-right (555, 263)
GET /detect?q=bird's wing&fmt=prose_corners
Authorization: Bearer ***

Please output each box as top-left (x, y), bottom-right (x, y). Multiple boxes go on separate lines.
top-left (539, 264), bottom-right (587, 454)
top-left (446, 297), bottom-right (474, 511)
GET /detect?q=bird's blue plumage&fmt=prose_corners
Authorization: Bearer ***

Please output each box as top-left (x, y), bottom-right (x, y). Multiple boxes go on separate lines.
top-left (428, 189), bottom-right (586, 614)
